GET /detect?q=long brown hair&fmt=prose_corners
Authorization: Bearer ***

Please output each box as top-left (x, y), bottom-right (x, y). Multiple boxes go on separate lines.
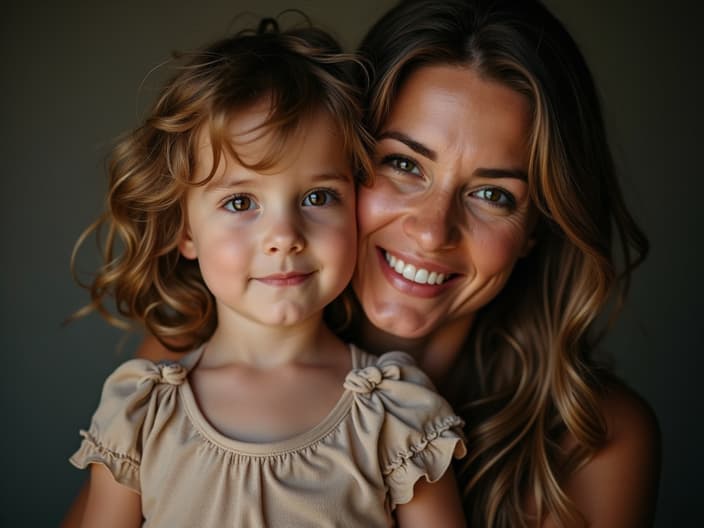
top-left (358, 0), bottom-right (648, 525)
top-left (72, 18), bottom-right (372, 351)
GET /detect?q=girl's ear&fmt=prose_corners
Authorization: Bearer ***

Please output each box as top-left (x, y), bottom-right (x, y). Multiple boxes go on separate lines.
top-left (179, 228), bottom-right (197, 260)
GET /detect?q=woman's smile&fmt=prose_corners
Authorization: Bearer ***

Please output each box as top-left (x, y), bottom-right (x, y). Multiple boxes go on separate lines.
top-left (376, 247), bottom-right (460, 298)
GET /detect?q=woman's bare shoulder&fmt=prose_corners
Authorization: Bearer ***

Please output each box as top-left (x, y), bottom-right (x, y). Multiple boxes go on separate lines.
top-left (560, 380), bottom-right (661, 527)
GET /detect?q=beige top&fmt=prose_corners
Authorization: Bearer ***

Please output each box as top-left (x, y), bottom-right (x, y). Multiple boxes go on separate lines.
top-left (70, 345), bottom-right (466, 527)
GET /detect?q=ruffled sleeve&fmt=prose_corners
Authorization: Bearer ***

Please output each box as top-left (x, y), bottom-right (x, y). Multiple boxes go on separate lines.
top-left (69, 359), bottom-right (187, 492)
top-left (344, 351), bottom-right (467, 508)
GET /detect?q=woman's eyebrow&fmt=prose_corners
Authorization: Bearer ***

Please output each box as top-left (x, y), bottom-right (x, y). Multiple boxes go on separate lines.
top-left (378, 130), bottom-right (437, 161)
top-left (475, 167), bottom-right (528, 181)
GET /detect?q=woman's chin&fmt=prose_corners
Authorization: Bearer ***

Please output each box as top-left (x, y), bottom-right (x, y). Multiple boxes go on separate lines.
top-left (365, 301), bottom-right (439, 340)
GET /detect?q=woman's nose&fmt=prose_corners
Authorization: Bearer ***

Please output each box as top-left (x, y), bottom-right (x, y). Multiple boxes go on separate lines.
top-left (402, 193), bottom-right (461, 252)
top-left (263, 215), bottom-right (306, 255)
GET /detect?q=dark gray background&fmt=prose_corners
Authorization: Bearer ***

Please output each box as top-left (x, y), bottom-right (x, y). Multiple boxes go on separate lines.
top-left (2, 0), bottom-right (701, 525)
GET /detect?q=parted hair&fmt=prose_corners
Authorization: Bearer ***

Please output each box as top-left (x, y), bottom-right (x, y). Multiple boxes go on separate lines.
top-left (358, 0), bottom-right (648, 525)
top-left (72, 18), bottom-right (372, 350)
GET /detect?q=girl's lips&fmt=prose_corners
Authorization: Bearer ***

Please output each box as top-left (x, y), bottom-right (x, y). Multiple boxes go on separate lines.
top-left (255, 272), bottom-right (314, 286)
top-left (375, 248), bottom-right (457, 298)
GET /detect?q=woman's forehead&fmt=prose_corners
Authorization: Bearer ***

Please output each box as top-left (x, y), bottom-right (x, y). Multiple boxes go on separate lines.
top-left (382, 65), bottom-right (531, 169)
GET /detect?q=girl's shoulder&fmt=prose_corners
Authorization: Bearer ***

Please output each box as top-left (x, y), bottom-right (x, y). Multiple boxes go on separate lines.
top-left (69, 352), bottom-right (199, 492)
top-left (346, 346), bottom-right (467, 508)
top-left (349, 347), bottom-right (441, 395)
top-left (557, 380), bottom-right (660, 527)
top-left (94, 350), bottom-right (198, 409)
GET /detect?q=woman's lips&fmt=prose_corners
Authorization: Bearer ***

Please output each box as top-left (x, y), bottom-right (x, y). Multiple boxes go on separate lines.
top-left (254, 271), bottom-right (314, 286)
top-left (375, 247), bottom-right (457, 298)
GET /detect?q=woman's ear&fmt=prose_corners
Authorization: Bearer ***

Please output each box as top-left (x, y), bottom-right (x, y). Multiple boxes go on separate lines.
top-left (179, 228), bottom-right (197, 260)
top-left (520, 235), bottom-right (537, 258)
top-left (519, 211), bottom-right (540, 258)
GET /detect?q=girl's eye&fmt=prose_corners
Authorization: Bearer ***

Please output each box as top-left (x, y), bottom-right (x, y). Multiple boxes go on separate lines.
top-left (471, 187), bottom-right (515, 208)
top-left (224, 195), bottom-right (257, 212)
top-left (381, 155), bottom-right (421, 176)
top-left (302, 189), bottom-right (339, 207)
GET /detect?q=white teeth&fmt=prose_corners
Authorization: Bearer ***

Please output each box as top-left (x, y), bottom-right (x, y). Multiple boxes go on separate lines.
top-left (415, 268), bottom-right (428, 284)
top-left (384, 251), bottom-right (449, 286)
top-left (402, 264), bottom-right (416, 280)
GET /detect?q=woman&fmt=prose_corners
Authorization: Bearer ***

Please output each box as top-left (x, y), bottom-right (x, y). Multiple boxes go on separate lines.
top-left (347, 1), bottom-right (659, 525)
top-left (64, 1), bottom-right (659, 526)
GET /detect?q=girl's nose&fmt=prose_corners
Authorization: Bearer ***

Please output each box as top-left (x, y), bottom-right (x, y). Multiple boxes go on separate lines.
top-left (263, 215), bottom-right (306, 255)
top-left (402, 193), bottom-right (461, 252)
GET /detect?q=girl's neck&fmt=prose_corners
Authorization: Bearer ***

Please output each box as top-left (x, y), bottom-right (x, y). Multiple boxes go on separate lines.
top-left (355, 314), bottom-right (474, 385)
top-left (203, 313), bottom-right (344, 370)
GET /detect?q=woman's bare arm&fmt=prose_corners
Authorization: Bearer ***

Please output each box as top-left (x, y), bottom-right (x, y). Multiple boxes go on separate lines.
top-left (542, 383), bottom-right (661, 527)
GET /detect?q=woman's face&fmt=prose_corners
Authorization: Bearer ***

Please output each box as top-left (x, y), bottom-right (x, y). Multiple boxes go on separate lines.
top-left (353, 65), bottom-right (536, 338)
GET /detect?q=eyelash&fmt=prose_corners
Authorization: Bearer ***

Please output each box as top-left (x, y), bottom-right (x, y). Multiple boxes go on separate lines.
top-left (380, 154), bottom-right (421, 176)
top-left (470, 187), bottom-right (516, 209)
top-left (302, 187), bottom-right (341, 207)
top-left (222, 187), bottom-right (342, 213)
top-left (223, 194), bottom-right (257, 212)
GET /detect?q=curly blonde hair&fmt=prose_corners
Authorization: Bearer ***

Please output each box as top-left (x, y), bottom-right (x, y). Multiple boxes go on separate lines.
top-left (358, 0), bottom-right (648, 525)
top-left (72, 18), bottom-right (372, 351)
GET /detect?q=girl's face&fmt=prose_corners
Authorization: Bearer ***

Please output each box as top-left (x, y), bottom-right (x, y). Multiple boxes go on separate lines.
top-left (353, 65), bottom-right (536, 338)
top-left (180, 104), bottom-right (357, 329)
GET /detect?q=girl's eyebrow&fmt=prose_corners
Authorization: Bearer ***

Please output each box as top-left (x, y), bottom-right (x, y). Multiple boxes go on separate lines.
top-left (377, 130), bottom-right (437, 161)
top-left (204, 177), bottom-right (252, 192)
top-left (204, 171), bottom-right (352, 192)
top-left (311, 171), bottom-right (353, 183)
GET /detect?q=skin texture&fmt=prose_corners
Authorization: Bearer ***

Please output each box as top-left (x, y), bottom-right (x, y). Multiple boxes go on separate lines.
top-left (540, 386), bottom-right (661, 527)
top-left (353, 65), bottom-right (536, 380)
top-left (73, 105), bottom-right (466, 528)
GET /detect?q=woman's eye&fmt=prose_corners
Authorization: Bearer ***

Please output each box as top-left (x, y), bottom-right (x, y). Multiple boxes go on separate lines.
top-left (302, 189), bottom-right (339, 207)
top-left (224, 195), bottom-right (257, 212)
top-left (472, 187), bottom-right (515, 208)
top-left (381, 155), bottom-right (421, 176)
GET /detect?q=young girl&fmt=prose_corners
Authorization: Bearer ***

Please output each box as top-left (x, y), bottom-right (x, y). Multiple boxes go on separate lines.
top-left (69, 19), bottom-right (466, 527)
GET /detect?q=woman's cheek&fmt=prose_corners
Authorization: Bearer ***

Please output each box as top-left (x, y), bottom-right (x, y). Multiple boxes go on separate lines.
top-left (357, 179), bottom-right (402, 236)
top-left (469, 217), bottom-right (532, 276)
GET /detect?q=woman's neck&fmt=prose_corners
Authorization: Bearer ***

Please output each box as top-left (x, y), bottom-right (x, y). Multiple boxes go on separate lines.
top-left (355, 314), bottom-right (474, 385)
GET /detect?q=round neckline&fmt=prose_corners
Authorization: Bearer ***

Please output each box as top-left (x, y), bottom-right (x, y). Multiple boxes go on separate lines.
top-left (178, 344), bottom-right (362, 456)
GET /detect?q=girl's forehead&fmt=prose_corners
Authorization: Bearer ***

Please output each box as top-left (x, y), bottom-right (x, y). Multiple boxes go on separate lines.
top-left (193, 106), bottom-right (351, 185)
